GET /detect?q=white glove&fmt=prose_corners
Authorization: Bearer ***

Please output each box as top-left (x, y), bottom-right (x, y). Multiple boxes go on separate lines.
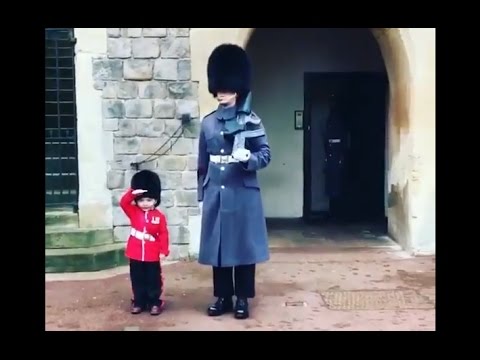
top-left (232, 148), bottom-right (251, 163)
top-left (132, 189), bottom-right (147, 195)
top-left (198, 202), bottom-right (203, 212)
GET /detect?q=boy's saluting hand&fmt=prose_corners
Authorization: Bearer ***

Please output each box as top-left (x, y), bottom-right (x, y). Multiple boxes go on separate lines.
top-left (132, 189), bottom-right (148, 195)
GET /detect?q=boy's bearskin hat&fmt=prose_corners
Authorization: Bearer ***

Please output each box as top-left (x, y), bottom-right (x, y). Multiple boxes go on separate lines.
top-left (207, 43), bottom-right (251, 98)
top-left (130, 170), bottom-right (161, 206)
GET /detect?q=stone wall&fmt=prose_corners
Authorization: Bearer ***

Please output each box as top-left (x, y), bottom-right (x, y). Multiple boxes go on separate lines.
top-left (93, 28), bottom-right (200, 260)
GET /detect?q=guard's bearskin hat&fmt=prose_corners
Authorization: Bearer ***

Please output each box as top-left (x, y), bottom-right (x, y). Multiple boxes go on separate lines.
top-left (207, 43), bottom-right (251, 99)
top-left (130, 170), bottom-right (161, 207)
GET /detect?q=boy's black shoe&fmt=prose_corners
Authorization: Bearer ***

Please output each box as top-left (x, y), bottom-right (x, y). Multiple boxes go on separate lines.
top-left (150, 300), bottom-right (165, 316)
top-left (234, 297), bottom-right (249, 319)
top-left (207, 297), bottom-right (233, 316)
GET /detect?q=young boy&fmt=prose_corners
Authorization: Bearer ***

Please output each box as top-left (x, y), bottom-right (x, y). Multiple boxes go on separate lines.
top-left (120, 170), bottom-right (169, 315)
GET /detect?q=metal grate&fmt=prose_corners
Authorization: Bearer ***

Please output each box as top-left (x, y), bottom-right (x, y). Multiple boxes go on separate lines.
top-left (45, 28), bottom-right (79, 209)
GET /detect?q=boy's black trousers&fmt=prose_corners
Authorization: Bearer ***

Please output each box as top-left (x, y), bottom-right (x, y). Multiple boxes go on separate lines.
top-left (129, 259), bottom-right (162, 308)
top-left (212, 264), bottom-right (256, 298)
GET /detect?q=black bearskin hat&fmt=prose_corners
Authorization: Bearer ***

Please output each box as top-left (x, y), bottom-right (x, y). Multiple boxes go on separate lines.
top-left (207, 43), bottom-right (251, 98)
top-left (130, 170), bottom-right (161, 207)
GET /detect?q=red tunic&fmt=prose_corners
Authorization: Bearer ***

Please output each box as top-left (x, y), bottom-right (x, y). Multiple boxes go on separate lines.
top-left (120, 188), bottom-right (170, 262)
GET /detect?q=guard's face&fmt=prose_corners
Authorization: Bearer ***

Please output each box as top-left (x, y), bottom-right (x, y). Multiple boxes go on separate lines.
top-left (137, 197), bottom-right (156, 210)
top-left (216, 92), bottom-right (237, 106)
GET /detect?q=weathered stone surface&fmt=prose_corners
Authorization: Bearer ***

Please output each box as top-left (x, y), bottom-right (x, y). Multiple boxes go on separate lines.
top-left (109, 155), bottom-right (136, 170)
top-left (175, 190), bottom-right (197, 207)
top-left (124, 59), bottom-right (153, 80)
top-left (114, 137), bottom-right (141, 154)
top-left (161, 190), bottom-right (174, 207)
top-left (176, 99), bottom-right (199, 118)
top-left (183, 119), bottom-right (201, 138)
top-left (167, 82), bottom-right (198, 100)
top-left (132, 155), bottom-right (158, 170)
top-left (182, 171), bottom-right (197, 190)
top-left (93, 58), bottom-right (123, 81)
top-left (164, 119), bottom-right (181, 136)
top-left (164, 207), bottom-right (188, 226)
top-left (103, 118), bottom-right (119, 131)
top-left (114, 119), bottom-right (137, 137)
top-left (158, 172), bottom-right (182, 190)
top-left (157, 156), bottom-right (187, 171)
top-left (178, 60), bottom-right (191, 80)
top-left (168, 225), bottom-right (190, 244)
top-left (111, 189), bottom-right (126, 207)
top-left (113, 226), bottom-right (130, 242)
top-left (138, 81), bottom-right (168, 99)
top-left (139, 135), bottom-right (170, 154)
top-left (170, 138), bottom-right (194, 155)
top-left (113, 206), bottom-right (130, 226)
top-left (166, 244), bottom-right (190, 260)
top-left (154, 59), bottom-right (178, 80)
top-left (187, 155), bottom-right (197, 171)
top-left (154, 99), bottom-right (176, 118)
top-left (136, 119), bottom-right (165, 137)
top-left (107, 28), bottom-right (121, 38)
top-left (107, 170), bottom-right (125, 189)
top-left (160, 37), bottom-right (190, 58)
top-left (143, 28), bottom-right (167, 37)
top-left (132, 38), bottom-right (161, 58)
top-left (125, 99), bottom-right (153, 118)
top-left (103, 100), bottom-right (125, 118)
top-left (124, 170), bottom-right (136, 189)
top-left (127, 28), bottom-right (142, 37)
top-left (188, 207), bottom-right (200, 216)
top-left (94, 80), bottom-right (106, 90)
top-left (167, 28), bottom-right (190, 37)
top-left (102, 82), bottom-right (117, 98)
top-left (117, 81), bottom-right (138, 99)
top-left (107, 38), bottom-right (131, 58)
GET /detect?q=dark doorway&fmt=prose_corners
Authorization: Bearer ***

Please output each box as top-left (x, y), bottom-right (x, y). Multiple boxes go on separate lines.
top-left (304, 72), bottom-right (388, 227)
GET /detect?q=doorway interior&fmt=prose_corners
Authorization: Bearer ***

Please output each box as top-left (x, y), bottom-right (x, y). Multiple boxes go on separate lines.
top-left (303, 72), bottom-right (389, 233)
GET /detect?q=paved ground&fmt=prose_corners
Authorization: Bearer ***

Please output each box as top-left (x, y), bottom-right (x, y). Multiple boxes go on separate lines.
top-left (45, 230), bottom-right (435, 331)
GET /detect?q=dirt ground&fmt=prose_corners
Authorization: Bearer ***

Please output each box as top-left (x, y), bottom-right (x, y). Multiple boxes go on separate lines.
top-left (45, 245), bottom-right (435, 331)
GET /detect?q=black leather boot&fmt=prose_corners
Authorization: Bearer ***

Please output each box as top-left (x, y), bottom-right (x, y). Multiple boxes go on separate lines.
top-left (207, 297), bottom-right (233, 316)
top-left (234, 297), bottom-right (249, 319)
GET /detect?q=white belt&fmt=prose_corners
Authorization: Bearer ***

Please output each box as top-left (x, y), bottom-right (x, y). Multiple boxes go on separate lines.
top-left (210, 155), bottom-right (239, 164)
top-left (130, 228), bottom-right (155, 242)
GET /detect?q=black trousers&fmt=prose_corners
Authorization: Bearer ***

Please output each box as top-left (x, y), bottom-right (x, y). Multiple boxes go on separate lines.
top-left (213, 264), bottom-right (256, 298)
top-left (130, 259), bottom-right (162, 307)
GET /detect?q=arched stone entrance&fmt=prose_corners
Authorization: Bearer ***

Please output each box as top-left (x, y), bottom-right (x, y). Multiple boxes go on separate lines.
top-left (190, 28), bottom-right (435, 254)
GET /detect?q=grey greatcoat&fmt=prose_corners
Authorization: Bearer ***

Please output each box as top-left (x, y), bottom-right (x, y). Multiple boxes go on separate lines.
top-left (197, 105), bottom-right (271, 267)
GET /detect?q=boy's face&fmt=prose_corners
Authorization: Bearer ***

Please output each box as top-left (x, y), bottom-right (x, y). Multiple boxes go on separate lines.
top-left (137, 197), bottom-right (156, 210)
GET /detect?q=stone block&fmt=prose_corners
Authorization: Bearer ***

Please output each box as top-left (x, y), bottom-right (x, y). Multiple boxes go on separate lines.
top-left (143, 28), bottom-right (167, 37)
top-left (116, 81), bottom-right (138, 99)
top-left (153, 58), bottom-right (178, 80)
top-left (114, 137), bottom-right (140, 154)
top-left (176, 99), bottom-right (199, 119)
top-left (124, 59), bottom-right (153, 80)
top-left (107, 170), bottom-right (125, 189)
top-left (166, 244), bottom-right (190, 261)
top-left (160, 37), bottom-right (190, 58)
top-left (161, 190), bottom-right (174, 207)
top-left (167, 82), bottom-right (198, 100)
top-left (177, 59), bottom-right (191, 80)
top-left (182, 171), bottom-right (197, 190)
top-left (168, 225), bottom-right (190, 244)
top-left (93, 58), bottom-right (123, 81)
top-left (107, 28), bottom-right (121, 38)
top-left (107, 38), bottom-right (131, 58)
top-left (183, 119), bottom-right (201, 138)
top-left (167, 28), bottom-right (190, 37)
top-left (127, 28), bottom-right (142, 37)
top-left (109, 155), bottom-right (136, 170)
top-left (154, 99), bottom-right (176, 118)
top-left (102, 100), bottom-right (125, 118)
top-left (138, 81), bottom-right (168, 99)
top-left (158, 172), bottom-right (182, 190)
top-left (125, 99), bottom-right (153, 118)
top-left (187, 155), bottom-right (197, 171)
top-left (164, 207), bottom-right (188, 226)
top-left (157, 156), bottom-right (187, 171)
top-left (113, 206), bottom-right (130, 226)
top-left (139, 135), bottom-right (170, 154)
top-left (136, 119), bottom-right (165, 137)
top-left (114, 119), bottom-right (137, 137)
top-left (132, 38), bottom-right (161, 58)
top-left (170, 138), bottom-right (193, 155)
top-left (175, 190), bottom-right (197, 207)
